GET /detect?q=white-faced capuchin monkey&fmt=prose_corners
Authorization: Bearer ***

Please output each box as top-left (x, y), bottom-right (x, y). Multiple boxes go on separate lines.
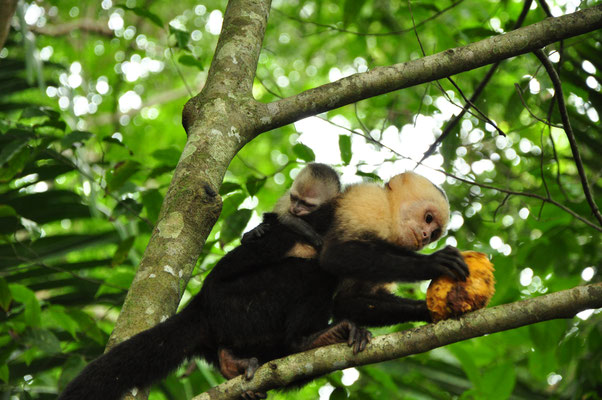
top-left (242, 162), bottom-right (341, 258)
top-left (320, 171), bottom-right (469, 327)
top-left (219, 162), bottom-right (341, 383)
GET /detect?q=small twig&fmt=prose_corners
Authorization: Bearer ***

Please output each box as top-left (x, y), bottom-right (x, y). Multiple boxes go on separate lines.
top-left (353, 103), bottom-right (370, 134)
top-left (539, 128), bottom-right (552, 199)
top-left (441, 170), bottom-right (602, 232)
top-left (168, 47), bottom-right (194, 97)
top-left (493, 193), bottom-right (512, 222)
top-left (513, 84), bottom-right (563, 128)
top-left (514, 83), bottom-right (562, 129)
top-left (533, 49), bottom-right (602, 227)
top-left (446, 78), bottom-right (504, 135)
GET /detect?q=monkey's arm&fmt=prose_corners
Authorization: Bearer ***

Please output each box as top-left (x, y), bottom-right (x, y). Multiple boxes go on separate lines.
top-left (241, 213), bottom-right (278, 244)
top-left (333, 291), bottom-right (431, 326)
top-left (278, 213), bottom-right (323, 248)
top-left (321, 241), bottom-right (468, 282)
top-left (243, 213), bottom-right (324, 248)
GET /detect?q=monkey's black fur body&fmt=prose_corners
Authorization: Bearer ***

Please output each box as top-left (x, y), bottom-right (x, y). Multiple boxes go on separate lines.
top-left (59, 211), bottom-right (338, 400)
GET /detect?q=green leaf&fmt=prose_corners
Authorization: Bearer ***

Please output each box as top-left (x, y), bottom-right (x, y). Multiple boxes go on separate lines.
top-left (42, 305), bottom-right (80, 338)
top-left (480, 363), bottom-right (516, 400)
top-left (58, 356), bottom-right (87, 391)
top-left (113, 198), bottom-right (143, 218)
top-left (221, 192), bottom-right (247, 217)
top-left (96, 269), bottom-right (134, 296)
top-left (169, 26), bottom-right (190, 49)
top-left (61, 130), bottom-right (93, 148)
top-left (0, 364), bottom-right (7, 383)
top-left (0, 137), bottom-right (28, 166)
top-left (292, 143), bottom-right (315, 162)
top-left (20, 106), bottom-right (60, 120)
top-left (116, 5), bottom-right (164, 28)
top-left (151, 147), bottom-right (181, 167)
top-left (112, 236), bottom-right (136, 266)
top-left (245, 176), bottom-right (266, 196)
top-left (0, 278), bottom-right (11, 311)
top-left (219, 182), bottom-right (242, 196)
top-left (9, 284), bottom-right (41, 327)
top-left (355, 171), bottom-right (381, 181)
top-left (220, 209), bottom-right (252, 244)
top-left (338, 135), bottom-right (352, 165)
top-left (27, 328), bottom-right (62, 354)
top-left (102, 137), bottom-right (126, 147)
top-left (0, 205), bottom-right (17, 217)
top-left (141, 189), bottom-right (163, 223)
top-left (178, 54), bottom-right (204, 70)
top-left (450, 345), bottom-right (481, 386)
top-left (106, 160), bottom-right (141, 192)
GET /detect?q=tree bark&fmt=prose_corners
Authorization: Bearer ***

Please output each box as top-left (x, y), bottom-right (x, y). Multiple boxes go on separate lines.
top-left (194, 283), bottom-right (602, 400)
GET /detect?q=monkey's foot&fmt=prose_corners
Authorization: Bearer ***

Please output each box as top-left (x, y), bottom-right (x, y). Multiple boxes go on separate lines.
top-left (241, 390), bottom-right (267, 400)
top-left (219, 349), bottom-right (260, 380)
top-left (308, 320), bottom-right (372, 354)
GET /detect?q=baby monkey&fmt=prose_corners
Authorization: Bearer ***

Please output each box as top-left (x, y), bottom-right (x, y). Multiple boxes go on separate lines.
top-left (220, 163), bottom-right (342, 388)
top-left (242, 162), bottom-right (341, 256)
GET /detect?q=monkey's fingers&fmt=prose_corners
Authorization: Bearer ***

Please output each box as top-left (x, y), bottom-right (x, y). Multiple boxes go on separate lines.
top-left (348, 324), bottom-right (372, 354)
top-left (245, 358), bottom-right (260, 380)
top-left (356, 328), bottom-right (372, 353)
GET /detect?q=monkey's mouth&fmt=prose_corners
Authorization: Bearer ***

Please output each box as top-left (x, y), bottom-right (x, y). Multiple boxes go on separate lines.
top-left (410, 229), bottom-right (422, 250)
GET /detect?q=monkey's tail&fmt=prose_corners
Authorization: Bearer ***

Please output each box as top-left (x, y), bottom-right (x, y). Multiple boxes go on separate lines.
top-left (58, 297), bottom-right (212, 400)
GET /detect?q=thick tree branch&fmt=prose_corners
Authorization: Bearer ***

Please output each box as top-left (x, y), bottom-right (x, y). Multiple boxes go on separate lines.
top-left (195, 283), bottom-right (602, 400)
top-left (257, 4), bottom-right (602, 134)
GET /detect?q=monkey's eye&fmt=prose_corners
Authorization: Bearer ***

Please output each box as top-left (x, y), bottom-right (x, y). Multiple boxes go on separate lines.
top-left (425, 213), bottom-right (433, 224)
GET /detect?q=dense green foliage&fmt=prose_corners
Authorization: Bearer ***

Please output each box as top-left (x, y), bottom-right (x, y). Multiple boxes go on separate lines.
top-left (1, 0), bottom-right (601, 399)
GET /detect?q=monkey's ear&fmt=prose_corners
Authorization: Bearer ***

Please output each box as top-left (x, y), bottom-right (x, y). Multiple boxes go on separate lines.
top-left (386, 173), bottom-right (408, 192)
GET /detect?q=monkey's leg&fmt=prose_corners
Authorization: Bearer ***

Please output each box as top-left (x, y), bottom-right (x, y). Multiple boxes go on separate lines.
top-left (218, 348), bottom-right (260, 380)
top-left (294, 320), bottom-right (372, 354)
top-left (334, 291), bottom-right (432, 326)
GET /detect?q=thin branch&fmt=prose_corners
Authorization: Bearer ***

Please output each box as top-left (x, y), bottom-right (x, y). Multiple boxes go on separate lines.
top-left (418, 0), bottom-right (533, 163)
top-left (440, 170), bottom-right (602, 232)
top-left (273, 1), bottom-right (464, 37)
top-left (533, 49), bottom-right (602, 227)
top-left (258, 3), bottom-right (602, 134)
top-left (513, 83), bottom-right (563, 128)
top-left (195, 283), bottom-right (602, 400)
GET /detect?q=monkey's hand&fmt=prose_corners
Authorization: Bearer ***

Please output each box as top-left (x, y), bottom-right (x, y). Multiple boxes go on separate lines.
top-left (241, 223), bottom-right (271, 243)
top-left (426, 245), bottom-right (469, 281)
